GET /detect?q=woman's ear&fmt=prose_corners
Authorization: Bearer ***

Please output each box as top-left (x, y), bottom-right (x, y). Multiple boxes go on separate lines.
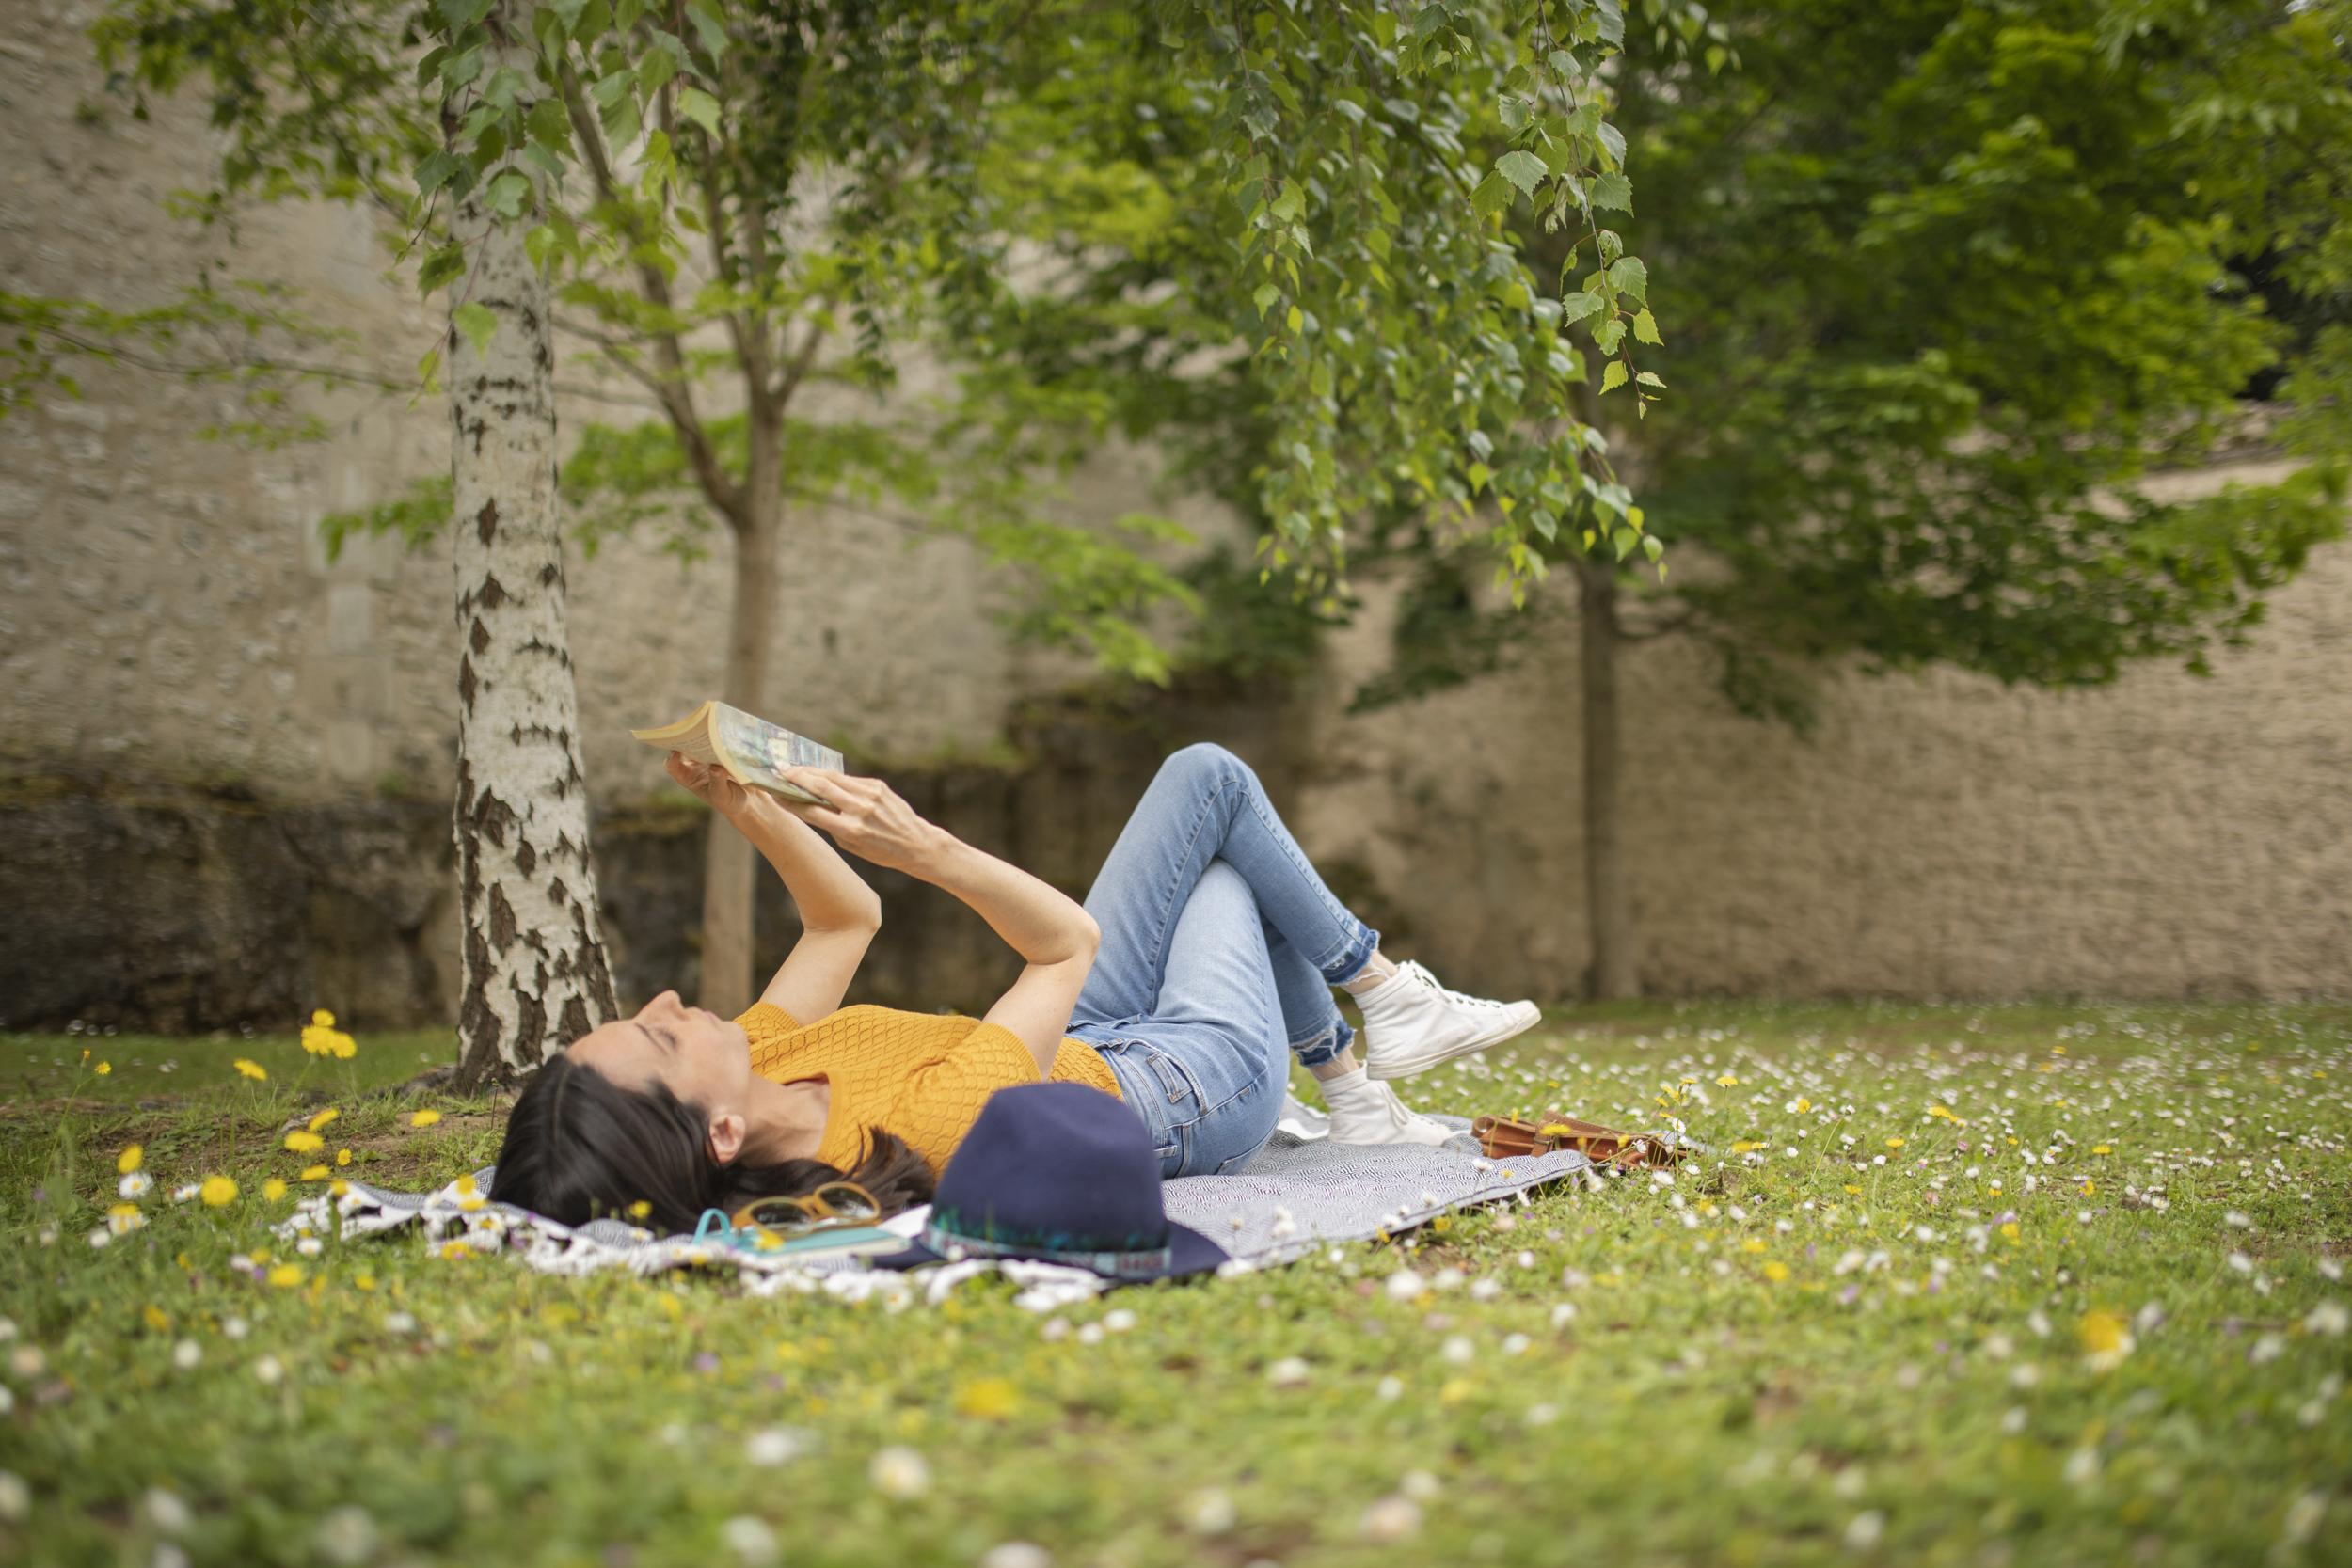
top-left (706, 1110), bottom-right (748, 1165)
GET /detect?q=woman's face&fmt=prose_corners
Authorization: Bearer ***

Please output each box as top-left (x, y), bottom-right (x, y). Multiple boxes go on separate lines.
top-left (566, 990), bottom-right (753, 1114)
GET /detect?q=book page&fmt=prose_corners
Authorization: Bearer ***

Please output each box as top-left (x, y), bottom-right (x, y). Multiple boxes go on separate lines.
top-left (708, 703), bottom-right (843, 806)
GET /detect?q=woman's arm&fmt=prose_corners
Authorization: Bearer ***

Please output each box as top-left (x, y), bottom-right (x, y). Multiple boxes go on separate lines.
top-left (666, 753), bottom-right (881, 1022)
top-left (775, 766), bottom-right (1097, 1074)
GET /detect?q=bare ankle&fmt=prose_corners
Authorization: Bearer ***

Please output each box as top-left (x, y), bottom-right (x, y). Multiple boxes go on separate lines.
top-left (1338, 948), bottom-right (1397, 997)
top-left (1309, 1047), bottom-right (1362, 1082)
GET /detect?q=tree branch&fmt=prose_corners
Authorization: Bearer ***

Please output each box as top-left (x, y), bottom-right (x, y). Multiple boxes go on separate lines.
top-left (557, 61), bottom-right (744, 523)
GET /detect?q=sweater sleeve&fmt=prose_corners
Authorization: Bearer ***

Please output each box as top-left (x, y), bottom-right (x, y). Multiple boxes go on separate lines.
top-left (736, 1002), bottom-right (803, 1055)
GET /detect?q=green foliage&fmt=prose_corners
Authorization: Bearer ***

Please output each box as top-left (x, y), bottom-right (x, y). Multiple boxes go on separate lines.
top-left (5, 1006), bottom-right (2349, 1565)
top-left (0, 279), bottom-right (342, 445)
top-left (1347, 550), bottom-right (1547, 712)
top-left (1587, 0), bottom-right (2351, 713)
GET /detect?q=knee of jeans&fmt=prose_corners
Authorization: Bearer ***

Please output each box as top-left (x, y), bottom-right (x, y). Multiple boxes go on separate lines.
top-left (1161, 741), bottom-right (1248, 789)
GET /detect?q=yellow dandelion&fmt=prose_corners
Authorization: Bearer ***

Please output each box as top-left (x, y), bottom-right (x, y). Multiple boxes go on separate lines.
top-left (335, 1148), bottom-right (351, 1167)
top-left (329, 1180), bottom-right (350, 1198)
top-left (312, 1009), bottom-right (336, 1028)
top-left (2081, 1180), bottom-right (2096, 1196)
top-left (282, 1132), bottom-right (324, 1154)
top-left (307, 1107), bottom-right (340, 1132)
top-left (1762, 1261), bottom-right (1791, 1283)
top-left (118, 1144), bottom-right (144, 1175)
top-left (440, 1241), bottom-right (472, 1261)
top-left (1741, 1238), bottom-right (1769, 1255)
top-left (262, 1178), bottom-right (289, 1201)
top-left (1794, 1096), bottom-right (1811, 1114)
top-left (2078, 1309), bottom-right (2134, 1371)
top-left (628, 1200), bottom-right (652, 1220)
top-left (233, 1059), bottom-right (267, 1082)
top-left (94, 1061), bottom-right (112, 1076)
top-left (410, 1109), bottom-right (443, 1128)
top-left (954, 1378), bottom-right (1021, 1421)
top-left (299, 1164), bottom-right (330, 1181)
top-left (199, 1175), bottom-right (238, 1208)
top-left (1717, 1074), bottom-right (1740, 1087)
top-left (2000, 1222), bottom-right (2020, 1240)
top-left (266, 1263), bottom-right (305, 1289)
top-left (1885, 1136), bottom-right (1905, 1150)
top-left (1843, 1183), bottom-right (1863, 1196)
top-left (454, 1174), bottom-right (478, 1196)
top-left (2091, 1145), bottom-right (2112, 1156)
top-left (142, 1304), bottom-right (170, 1332)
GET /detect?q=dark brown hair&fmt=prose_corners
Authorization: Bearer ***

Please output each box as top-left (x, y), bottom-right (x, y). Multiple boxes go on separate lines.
top-left (491, 1055), bottom-right (933, 1233)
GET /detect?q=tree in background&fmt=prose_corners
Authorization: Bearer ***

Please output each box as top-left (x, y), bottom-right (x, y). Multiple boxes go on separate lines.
top-left (1359, 0), bottom-right (2349, 997)
top-left (64, 0), bottom-right (1672, 1055)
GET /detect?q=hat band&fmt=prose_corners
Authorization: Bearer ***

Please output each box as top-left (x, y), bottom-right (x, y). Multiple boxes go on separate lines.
top-left (919, 1218), bottom-right (1174, 1280)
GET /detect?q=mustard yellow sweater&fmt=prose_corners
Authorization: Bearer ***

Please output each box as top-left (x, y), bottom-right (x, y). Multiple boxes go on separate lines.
top-left (737, 1003), bottom-right (1121, 1174)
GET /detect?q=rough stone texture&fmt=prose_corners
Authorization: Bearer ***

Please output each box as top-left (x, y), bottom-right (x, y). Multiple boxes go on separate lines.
top-left (1293, 457), bottom-right (2352, 1000)
top-left (2, 3), bottom-right (2346, 1017)
top-left (0, 6), bottom-right (1050, 808)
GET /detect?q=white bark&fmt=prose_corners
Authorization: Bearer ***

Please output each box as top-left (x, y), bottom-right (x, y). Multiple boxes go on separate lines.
top-left (445, 1), bottom-right (617, 1083)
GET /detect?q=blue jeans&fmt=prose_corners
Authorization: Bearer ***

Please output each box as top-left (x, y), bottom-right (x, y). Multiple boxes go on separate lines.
top-left (1064, 744), bottom-right (1380, 1177)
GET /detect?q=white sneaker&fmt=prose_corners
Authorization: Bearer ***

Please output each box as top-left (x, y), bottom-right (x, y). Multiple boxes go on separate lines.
top-left (1322, 1069), bottom-right (1457, 1147)
top-left (1356, 959), bottom-right (1541, 1081)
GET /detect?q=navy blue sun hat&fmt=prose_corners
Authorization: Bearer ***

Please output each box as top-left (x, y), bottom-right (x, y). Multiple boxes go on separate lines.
top-left (874, 1082), bottom-right (1229, 1280)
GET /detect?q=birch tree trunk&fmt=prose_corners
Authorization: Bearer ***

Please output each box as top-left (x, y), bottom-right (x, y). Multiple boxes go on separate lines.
top-left (695, 412), bottom-right (785, 1018)
top-left (1579, 560), bottom-right (1637, 1000)
top-left (446, 0), bottom-right (618, 1085)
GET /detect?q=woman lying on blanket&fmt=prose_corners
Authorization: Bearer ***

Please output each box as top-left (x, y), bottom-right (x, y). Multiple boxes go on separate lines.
top-left (494, 744), bottom-right (1541, 1232)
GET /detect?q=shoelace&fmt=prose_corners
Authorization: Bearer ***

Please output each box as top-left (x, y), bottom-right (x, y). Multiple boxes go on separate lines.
top-left (1394, 959), bottom-right (1520, 1013)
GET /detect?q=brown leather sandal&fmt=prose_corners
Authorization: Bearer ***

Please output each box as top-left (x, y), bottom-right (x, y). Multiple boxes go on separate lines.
top-left (1472, 1112), bottom-right (1689, 1170)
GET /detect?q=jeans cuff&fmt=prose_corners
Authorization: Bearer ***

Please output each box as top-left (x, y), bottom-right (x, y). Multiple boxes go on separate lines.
top-left (1290, 1016), bottom-right (1353, 1068)
top-left (1319, 922), bottom-right (1380, 986)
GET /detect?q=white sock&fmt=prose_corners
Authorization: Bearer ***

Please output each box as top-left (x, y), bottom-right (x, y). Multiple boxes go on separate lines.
top-left (1318, 1064), bottom-right (1375, 1101)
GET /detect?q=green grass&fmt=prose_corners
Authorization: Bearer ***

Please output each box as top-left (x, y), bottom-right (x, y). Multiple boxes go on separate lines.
top-left (2, 1001), bottom-right (2347, 1567)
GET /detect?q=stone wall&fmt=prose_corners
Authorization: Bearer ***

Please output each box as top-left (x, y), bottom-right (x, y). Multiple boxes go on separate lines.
top-left (1293, 457), bottom-right (2352, 1001)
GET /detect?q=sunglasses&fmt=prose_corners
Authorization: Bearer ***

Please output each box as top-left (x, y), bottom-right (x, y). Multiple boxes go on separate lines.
top-left (691, 1181), bottom-right (883, 1253)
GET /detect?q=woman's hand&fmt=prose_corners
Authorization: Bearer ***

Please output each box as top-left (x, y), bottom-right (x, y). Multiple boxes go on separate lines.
top-left (666, 752), bottom-right (764, 821)
top-left (777, 767), bottom-right (944, 875)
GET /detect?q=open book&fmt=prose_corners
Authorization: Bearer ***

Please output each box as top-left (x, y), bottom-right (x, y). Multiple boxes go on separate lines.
top-left (631, 700), bottom-right (843, 807)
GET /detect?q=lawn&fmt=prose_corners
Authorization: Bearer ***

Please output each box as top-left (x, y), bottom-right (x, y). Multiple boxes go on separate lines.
top-left (2, 1001), bottom-right (2346, 1568)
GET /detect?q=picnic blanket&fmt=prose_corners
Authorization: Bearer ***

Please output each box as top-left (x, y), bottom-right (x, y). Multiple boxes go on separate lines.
top-left (276, 1097), bottom-right (1615, 1307)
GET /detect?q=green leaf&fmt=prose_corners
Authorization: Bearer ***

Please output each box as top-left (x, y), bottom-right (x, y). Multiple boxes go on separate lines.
top-left (1635, 371), bottom-right (1665, 389)
top-left (527, 98), bottom-right (572, 152)
top-left (1594, 317), bottom-right (1626, 355)
top-left (417, 344), bottom-right (442, 394)
top-left (1607, 256), bottom-right (1648, 306)
top-left (1641, 535), bottom-right (1664, 562)
top-left (1558, 291), bottom-right (1604, 324)
top-left (1590, 171), bottom-right (1633, 213)
top-left (675, 87), bottom-right (723, 137)
top-left (1252, 283), bottom-right (1281, 319)
top-left (525, 223), bottom-right (560, 274)
top-left (453, 301), bottom-right (498, 360)
top-left (686, 0), bottom-right (728, 56)
top-left (1600, 359), bottom-right (1628, 393)
top-left (1467, 461), bottom-right (1492, 494)
top-left (638, 40), bottom-right (679, 94)
top-left (1495, 150), bottom-right (1548, 198)
top-left (1470, 172), bottom-right (1512, 221)
top-left (485, 169), bottom-right (532, 220)
top-left (418, 242), bottom-right (468, 295)
top-left (415, 150), bottom-right (462, 198)
top-left (1285, 305), bottom-right (1304, 334)
top-left (1632, 309), bottom-right (1661, 346)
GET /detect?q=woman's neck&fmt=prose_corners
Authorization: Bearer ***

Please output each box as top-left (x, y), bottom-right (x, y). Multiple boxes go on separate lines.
top-left (739, 1072), bottom-right (829, 1164)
